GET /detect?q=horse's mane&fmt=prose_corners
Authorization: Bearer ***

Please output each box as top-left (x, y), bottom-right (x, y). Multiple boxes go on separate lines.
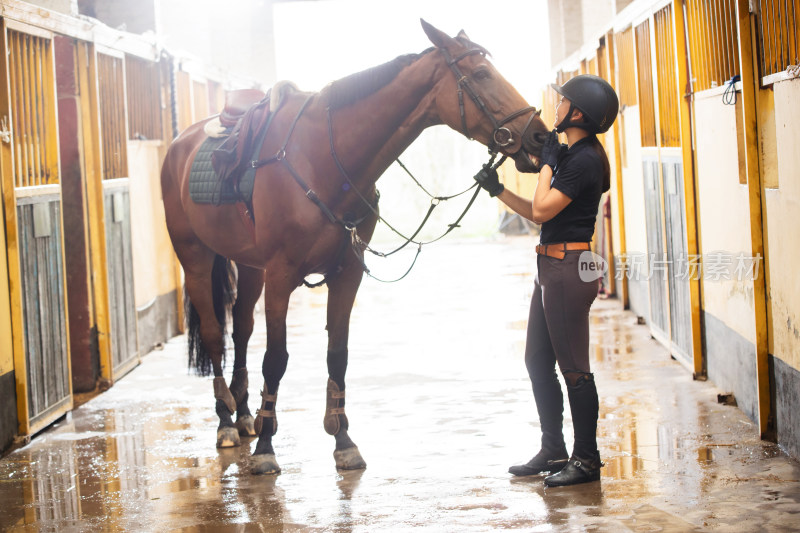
top-left (325, 48), bottom-right (436, 110)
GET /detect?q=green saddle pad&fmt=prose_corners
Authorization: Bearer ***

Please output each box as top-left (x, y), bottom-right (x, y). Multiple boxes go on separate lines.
top-left (189, 136), bottom-right (256, 205)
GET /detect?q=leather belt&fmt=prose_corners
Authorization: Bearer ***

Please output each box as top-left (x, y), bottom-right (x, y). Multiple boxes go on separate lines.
top-left (535, 242), bottom-right (590, 260)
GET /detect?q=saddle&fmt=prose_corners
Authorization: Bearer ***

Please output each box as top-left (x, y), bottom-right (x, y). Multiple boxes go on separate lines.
top-left (211, 89), bottom-right (270, 186)
top-left (189, 82), bottom-right (300, 206)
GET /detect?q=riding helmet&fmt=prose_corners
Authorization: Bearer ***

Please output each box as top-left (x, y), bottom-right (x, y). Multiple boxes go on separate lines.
top-left (551, 74), bottom-right (619, 134)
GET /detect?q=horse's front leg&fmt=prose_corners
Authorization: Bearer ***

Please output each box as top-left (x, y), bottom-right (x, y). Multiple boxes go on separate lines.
top-left (325, 257), bottom-right (368, 471)
top-left (251, 267), bottom-right (294, 475)
top-left (229, 263), bottom-right (266, 438)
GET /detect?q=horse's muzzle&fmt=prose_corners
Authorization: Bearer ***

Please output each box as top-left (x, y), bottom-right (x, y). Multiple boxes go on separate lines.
top-left (511, 130), bottom-right (550, 173)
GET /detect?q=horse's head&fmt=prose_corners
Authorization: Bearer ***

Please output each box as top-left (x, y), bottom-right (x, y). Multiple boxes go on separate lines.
top-left (422, 19), bottom-right (548, 173)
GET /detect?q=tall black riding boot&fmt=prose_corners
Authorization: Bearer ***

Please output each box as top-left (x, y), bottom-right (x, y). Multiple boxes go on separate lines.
top-left (544, 374), bottom-right (601, 487)
top-left (509, 371), bottom-right (569, 476)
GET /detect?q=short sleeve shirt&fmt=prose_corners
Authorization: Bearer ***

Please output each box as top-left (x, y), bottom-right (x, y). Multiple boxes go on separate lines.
top-left (539, 136), bottom-right (604, 244)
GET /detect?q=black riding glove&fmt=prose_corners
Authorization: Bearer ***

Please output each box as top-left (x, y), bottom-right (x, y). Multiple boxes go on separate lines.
top-left (539, 130), bottom-right (566, 170)
top-left (473, 165), bottom-right (504, 197)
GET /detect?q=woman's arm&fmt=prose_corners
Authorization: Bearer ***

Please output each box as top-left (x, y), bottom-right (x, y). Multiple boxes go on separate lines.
top-left (495, 187), bottom-right (534, 222)
top-left (530, 165), bottom-right (572, 223)
top-left (495, 164), bottom-right (572, 224)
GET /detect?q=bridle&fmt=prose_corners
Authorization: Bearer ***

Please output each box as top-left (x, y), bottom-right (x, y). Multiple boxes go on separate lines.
top-left (439, 46), bottom-right (540, 155)
top-left (251, 44), bottom-right (544, 285)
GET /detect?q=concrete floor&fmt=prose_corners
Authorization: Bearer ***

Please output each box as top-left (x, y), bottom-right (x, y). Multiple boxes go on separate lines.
top-left (1, 237), bottom-right (799, 532)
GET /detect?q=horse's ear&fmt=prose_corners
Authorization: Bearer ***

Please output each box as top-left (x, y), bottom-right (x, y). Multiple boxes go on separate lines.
top-left (421, 19), bottom-right (454, 49)
top-left (456, 29), bottom-right (470, 41)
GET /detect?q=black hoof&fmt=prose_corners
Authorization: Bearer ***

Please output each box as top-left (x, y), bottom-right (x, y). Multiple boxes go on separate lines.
top-left (216, 427), bottom-right (241, 448)
top-left (334, 447), bottom-right (366, 470)
top-left (251, 453), bottom-right (281, 475)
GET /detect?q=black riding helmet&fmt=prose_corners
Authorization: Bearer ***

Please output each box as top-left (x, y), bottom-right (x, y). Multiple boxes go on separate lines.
top-left (551, 74), bottom-right (619, 134)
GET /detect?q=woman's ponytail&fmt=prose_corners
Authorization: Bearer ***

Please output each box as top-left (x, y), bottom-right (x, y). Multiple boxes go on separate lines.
top-left (590, 136), bottom-right (611, 193)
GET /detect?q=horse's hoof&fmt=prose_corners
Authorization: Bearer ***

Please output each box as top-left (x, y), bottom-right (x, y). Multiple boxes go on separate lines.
top-left (251, 454), bottom-right (281, 475)
top-left (235, 414), bottom-right (256, 436)
top-left (216, 427), bottom-right (241, 448)
top-left (334, 447), bottom-right (367, 470)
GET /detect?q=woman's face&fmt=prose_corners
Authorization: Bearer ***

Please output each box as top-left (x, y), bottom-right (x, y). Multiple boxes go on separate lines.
top-left (554, 96), bottom-right (571, 129)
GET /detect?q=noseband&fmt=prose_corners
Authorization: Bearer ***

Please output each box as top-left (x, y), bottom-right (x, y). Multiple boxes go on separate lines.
top-left (440, 47), bottom-right (540, 153)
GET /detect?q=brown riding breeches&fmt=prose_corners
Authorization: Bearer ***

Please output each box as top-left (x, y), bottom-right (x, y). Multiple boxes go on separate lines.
top-left (524, 251), bottom-right (598, 380)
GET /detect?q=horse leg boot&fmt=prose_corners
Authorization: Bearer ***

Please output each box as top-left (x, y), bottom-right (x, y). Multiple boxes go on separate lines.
top-left (324, 255), bottom-right (371, 472)
top-left (324, 372), bottom-right (366, 470)
top-left (214, 375), bottom-right (240, 448)
top-left (230, 264), bottom-right (265, 437)
top-left (230, 368), bottom-right (255, 436)
top-left (251, 274), bottom-right (291, 475)
top-left (544, 373), bottom-right (602, 487)
top-left (509, 370), bottom-right (569, 476)
top-left (251, 336), bottom-right (286, 475)
top-left (250, 385), bottom-right (280, 474)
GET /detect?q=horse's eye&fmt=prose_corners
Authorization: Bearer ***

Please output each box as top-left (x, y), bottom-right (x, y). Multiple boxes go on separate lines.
top-left (473, 69), bottom-right (491, 81)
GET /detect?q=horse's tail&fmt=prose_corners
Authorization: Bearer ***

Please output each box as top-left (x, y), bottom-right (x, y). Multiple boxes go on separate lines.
top-left (186, 255), bottom-right (237, 376)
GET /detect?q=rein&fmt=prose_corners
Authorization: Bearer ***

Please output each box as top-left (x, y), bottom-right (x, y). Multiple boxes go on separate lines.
top-left (252, 45), bottom-right (537, 285)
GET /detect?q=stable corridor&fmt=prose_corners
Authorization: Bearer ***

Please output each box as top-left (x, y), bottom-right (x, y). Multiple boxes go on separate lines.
top-left (1, 238), bottom-right (798, 532)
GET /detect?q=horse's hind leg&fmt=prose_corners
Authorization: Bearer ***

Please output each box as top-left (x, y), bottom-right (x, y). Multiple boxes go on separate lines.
top-left (173, 246), bottom-right (240, 448)
top-left (161, 154), bottom-right (238, 448)
top-left (181, 251), bottom-right (241, 448)
top-left (251, 264), bottom-right (295, 475)
top-left (229, 263), bottom-right (265, 437)
top-left (324, 258), bottom-right (368, 471)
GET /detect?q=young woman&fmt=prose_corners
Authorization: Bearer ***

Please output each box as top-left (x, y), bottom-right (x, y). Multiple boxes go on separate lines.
top-left (474, 74), bottom-right (619, 487)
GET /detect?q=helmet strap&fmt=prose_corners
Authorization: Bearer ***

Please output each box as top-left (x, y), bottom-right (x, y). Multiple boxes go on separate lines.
top-left (555, 103), bottom-right (596, 134)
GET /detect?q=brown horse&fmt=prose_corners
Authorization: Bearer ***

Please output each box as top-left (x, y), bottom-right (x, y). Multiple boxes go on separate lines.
top-left (160, 20), bottom-right (548, 474)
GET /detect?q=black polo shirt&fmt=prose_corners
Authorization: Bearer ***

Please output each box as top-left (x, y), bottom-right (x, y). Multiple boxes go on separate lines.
top-left (539, 135), bottom-right (603, 244)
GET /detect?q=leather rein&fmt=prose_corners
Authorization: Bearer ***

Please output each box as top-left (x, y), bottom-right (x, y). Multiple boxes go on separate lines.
top-left (252, 46), bottom-right (540, 285)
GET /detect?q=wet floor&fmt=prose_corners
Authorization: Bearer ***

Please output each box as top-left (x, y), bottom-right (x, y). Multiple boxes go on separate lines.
top-left (2, 237), bottom-right (799, 532)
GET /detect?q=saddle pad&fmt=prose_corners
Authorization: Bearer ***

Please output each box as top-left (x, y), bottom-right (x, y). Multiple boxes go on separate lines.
top-left (189, 136), bottom-right (256, 205)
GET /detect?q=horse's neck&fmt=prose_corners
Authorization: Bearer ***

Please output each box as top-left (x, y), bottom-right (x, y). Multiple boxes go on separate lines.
top-left (329, 55), bottom-right (442, 192)
top-left (360, 93), bottom-right (437, 181)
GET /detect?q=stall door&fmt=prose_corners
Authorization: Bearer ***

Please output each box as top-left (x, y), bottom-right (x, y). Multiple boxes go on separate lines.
top-left (96, 51), bottom-right (139, 379)
top-left (635, 6), bottom-right (694, 369)
top-left (1, 21), bottom-right (72, 434)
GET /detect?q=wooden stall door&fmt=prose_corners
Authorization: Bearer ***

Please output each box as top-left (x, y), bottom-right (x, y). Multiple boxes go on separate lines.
top-left (0, 21), bottom-right (72, 434)
top-left (96, 51), bottom-right (139, 380)
top-left (635, 5), bottom-right (695, 370)
top-left (662, 155), bottom-right (693, 362)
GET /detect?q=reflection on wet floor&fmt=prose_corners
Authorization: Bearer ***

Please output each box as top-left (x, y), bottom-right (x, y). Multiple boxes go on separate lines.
top-left (1, 237), bottom-right (799, 531)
